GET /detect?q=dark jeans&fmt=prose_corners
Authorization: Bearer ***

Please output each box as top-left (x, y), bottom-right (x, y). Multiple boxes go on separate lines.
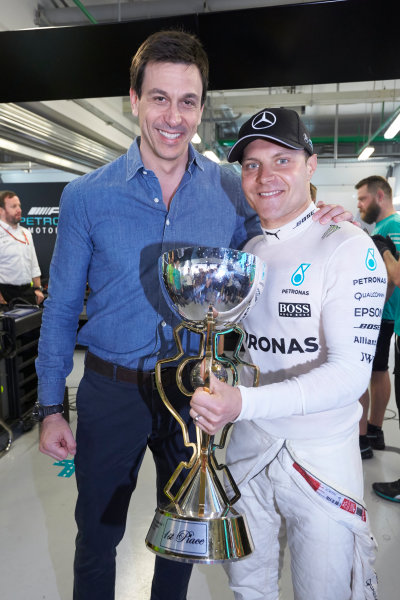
top-left (73, 366), bottom-right (194, 600)
top-left (372, 318), bottom-right (394, 371)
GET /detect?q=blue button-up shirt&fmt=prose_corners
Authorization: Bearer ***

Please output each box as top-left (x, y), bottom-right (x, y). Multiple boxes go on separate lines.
top-left (36, 140), bottom-right (260, 405)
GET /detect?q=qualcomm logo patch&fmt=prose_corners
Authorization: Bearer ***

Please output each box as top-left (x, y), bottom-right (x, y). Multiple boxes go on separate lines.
top-left (365, 248), bottom-right (377, 271)
top-left (291, 263), bottom-right (310, 286)
top-left (252, 111), bottom-right (276, 130)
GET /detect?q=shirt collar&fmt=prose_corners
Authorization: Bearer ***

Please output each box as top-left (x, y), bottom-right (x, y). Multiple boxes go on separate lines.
top-left (126, 138), bottom-right (144, 180)
top-left (188, 144), bottom-right (206, 172)
top-left (262, 202), bottom-right (316, 244)
top-left (126, 138), bottom-right (205, 181)
top-left (0, 218), bottom-right (19, 232)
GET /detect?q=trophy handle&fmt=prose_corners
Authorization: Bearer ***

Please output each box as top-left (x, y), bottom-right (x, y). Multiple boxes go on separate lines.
top-left (156, 360), bottom-right (198, 503)
top-left (230, 325), bottom-right (260, 387)
top-left (206, 322), bottom-right (260, 507)
top-left (215, 342), bottom-right (239, 386)
top-left (155, 323), bottom-right (198, 501)
top-left (207, 423), bottom-right (240, 506)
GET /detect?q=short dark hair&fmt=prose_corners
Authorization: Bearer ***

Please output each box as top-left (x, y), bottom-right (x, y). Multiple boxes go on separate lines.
top-left (0, 190), bottom-right (17, 209)
top-left (355, 175), bottom-right (392, 199)
top-left (130, 30), bottom-right (209, 106)
top-left (310, 183), bottom-right (317, 201)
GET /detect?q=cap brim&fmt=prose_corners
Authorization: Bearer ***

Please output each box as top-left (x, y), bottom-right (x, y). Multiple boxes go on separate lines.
top-left (227, 134), bottom-right (306, 163)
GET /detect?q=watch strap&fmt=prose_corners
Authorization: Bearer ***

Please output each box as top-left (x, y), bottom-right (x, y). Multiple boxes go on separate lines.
top-left (32, 402), bottom-right (64, 421)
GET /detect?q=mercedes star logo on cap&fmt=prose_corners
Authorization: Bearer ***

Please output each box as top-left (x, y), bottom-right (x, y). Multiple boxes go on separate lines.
top-left (251, 111), bottom-right (277, 130)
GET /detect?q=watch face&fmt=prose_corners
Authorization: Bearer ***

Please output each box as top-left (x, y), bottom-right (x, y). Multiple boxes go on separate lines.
top-left (32, 403), bottom-right (42, 421)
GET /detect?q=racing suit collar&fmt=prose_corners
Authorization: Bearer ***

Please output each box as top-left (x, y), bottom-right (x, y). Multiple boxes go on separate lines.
top-left (262, 202), bottom-right (317, 244)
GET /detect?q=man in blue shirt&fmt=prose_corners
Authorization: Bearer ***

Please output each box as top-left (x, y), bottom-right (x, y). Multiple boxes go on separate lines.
top-left (35, 29), bottom-right (354, 600)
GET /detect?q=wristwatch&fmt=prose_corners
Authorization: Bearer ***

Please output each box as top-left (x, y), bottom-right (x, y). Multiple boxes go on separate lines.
top-left (34, 286), bottom-right (44, 292)
top-left (32, 402), bottom-right (64, 422)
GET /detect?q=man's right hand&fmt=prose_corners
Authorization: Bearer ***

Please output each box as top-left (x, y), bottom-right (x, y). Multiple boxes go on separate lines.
top-left (39, 413), bottom-right (77, 460)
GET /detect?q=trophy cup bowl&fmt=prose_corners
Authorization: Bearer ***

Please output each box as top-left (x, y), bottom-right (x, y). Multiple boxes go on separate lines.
top-left (145, 247), bottom-right (266, 563)
top-left (158, 246), bottom-right (264, 330)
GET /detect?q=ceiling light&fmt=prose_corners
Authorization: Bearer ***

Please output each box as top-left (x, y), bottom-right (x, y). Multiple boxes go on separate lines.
top-left (358, 146), bottom-right (375, 161)
top-left (203, 150), bottom-right (220, 163)
top-left (191, 133), bottom-right (201, 144)
top-left (384, 113), bottom-right (400, 139)
top-left (0, 138), bottom-right (91, 174)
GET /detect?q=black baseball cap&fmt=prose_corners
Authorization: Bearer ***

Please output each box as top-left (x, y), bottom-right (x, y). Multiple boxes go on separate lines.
top-left (227, 107), bottom-right (314, 163)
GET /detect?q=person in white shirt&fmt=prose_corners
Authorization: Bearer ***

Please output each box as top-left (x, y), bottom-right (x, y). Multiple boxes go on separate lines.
top-left (190, 108), bottom-right (386, 600)
top-left (0, 190), bottom-right (44, 306)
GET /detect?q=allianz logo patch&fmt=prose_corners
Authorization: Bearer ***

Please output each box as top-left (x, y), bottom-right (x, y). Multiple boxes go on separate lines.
top-left (279, 302), bottom-right (311, 317)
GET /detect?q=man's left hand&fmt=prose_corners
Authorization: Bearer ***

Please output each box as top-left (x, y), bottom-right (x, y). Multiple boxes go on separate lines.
top-left (190, 372), bottom-right (242, 435)
top-left (34, 290), bottom-right (45, 304)
top-left (312, 201), bottom-right (358, 226)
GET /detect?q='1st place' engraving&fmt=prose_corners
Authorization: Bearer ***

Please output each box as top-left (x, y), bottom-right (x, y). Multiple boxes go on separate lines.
top-left (160, 519), bottom-right (208, 556)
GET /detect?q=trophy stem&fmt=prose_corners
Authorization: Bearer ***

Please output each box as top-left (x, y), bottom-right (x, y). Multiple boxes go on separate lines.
top-left (202, 305), bottom-right (216, 391)
top-left (198, 435), bottom-right (208, 517)
top-left (186, 306), bottom-right (209, 518)
top-left (198, 308), bottom-right (218, 518)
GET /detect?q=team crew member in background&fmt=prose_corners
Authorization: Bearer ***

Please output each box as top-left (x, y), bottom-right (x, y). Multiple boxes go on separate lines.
top-left (35, 31), bottom-right (356, 600)
top-left (0, 190), bottom-right (44, 306)
top-left (191, 108), bottom-right (386, 600)
top-left (356, 176), bottom-right (400, 459)
top-left (369, 228), bottom-right (400, 503)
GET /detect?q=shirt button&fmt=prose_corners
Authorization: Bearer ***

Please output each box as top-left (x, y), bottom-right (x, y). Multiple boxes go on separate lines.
top-left (154, 197), bottom-right (160, 203)
top-left (166, 219), bottom-right (170, 226)
top-left (156, 351), bottom-right (160, 356)
top-left (161, 321), bottom-right (166, 327)
top-left (143, 170), bottom-right (147, 175)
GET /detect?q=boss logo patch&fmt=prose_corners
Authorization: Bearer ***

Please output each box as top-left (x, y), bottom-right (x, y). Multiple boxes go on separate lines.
top-left (279, 302), bottom-right (311, 317)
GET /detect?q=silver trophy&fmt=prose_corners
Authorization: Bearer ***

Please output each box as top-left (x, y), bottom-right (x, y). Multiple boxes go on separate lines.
top-left (145, 246), bottom-right (266, 563)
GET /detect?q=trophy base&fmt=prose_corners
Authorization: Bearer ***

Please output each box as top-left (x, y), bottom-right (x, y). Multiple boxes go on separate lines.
top-left (145, 505), bottom-right (254, 564)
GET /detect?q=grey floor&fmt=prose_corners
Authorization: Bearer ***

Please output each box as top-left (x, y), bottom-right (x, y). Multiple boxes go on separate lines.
top-left (1, 347), bottom-right (399, 600)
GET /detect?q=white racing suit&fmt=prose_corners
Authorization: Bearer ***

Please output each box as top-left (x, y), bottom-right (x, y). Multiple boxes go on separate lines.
top-left (224, 204), bottom-right (386, 599)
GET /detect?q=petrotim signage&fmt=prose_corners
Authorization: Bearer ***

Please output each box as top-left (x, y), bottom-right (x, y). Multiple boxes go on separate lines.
top-left (21, 206), bottom-right (59, 234)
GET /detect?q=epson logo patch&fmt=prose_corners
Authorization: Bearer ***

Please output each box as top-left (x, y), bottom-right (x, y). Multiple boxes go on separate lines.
top-left (279, 302), bottom-right (311, 317)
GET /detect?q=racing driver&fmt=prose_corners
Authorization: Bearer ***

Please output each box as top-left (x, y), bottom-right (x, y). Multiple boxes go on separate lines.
top-left (190, 107), bottom-right (386, 600)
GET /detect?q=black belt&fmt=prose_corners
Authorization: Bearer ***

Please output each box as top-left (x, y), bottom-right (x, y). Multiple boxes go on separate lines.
top-left (85, 351), bottom-right (177, 387)
top-left (0, 283), bottom-right (31, 290)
